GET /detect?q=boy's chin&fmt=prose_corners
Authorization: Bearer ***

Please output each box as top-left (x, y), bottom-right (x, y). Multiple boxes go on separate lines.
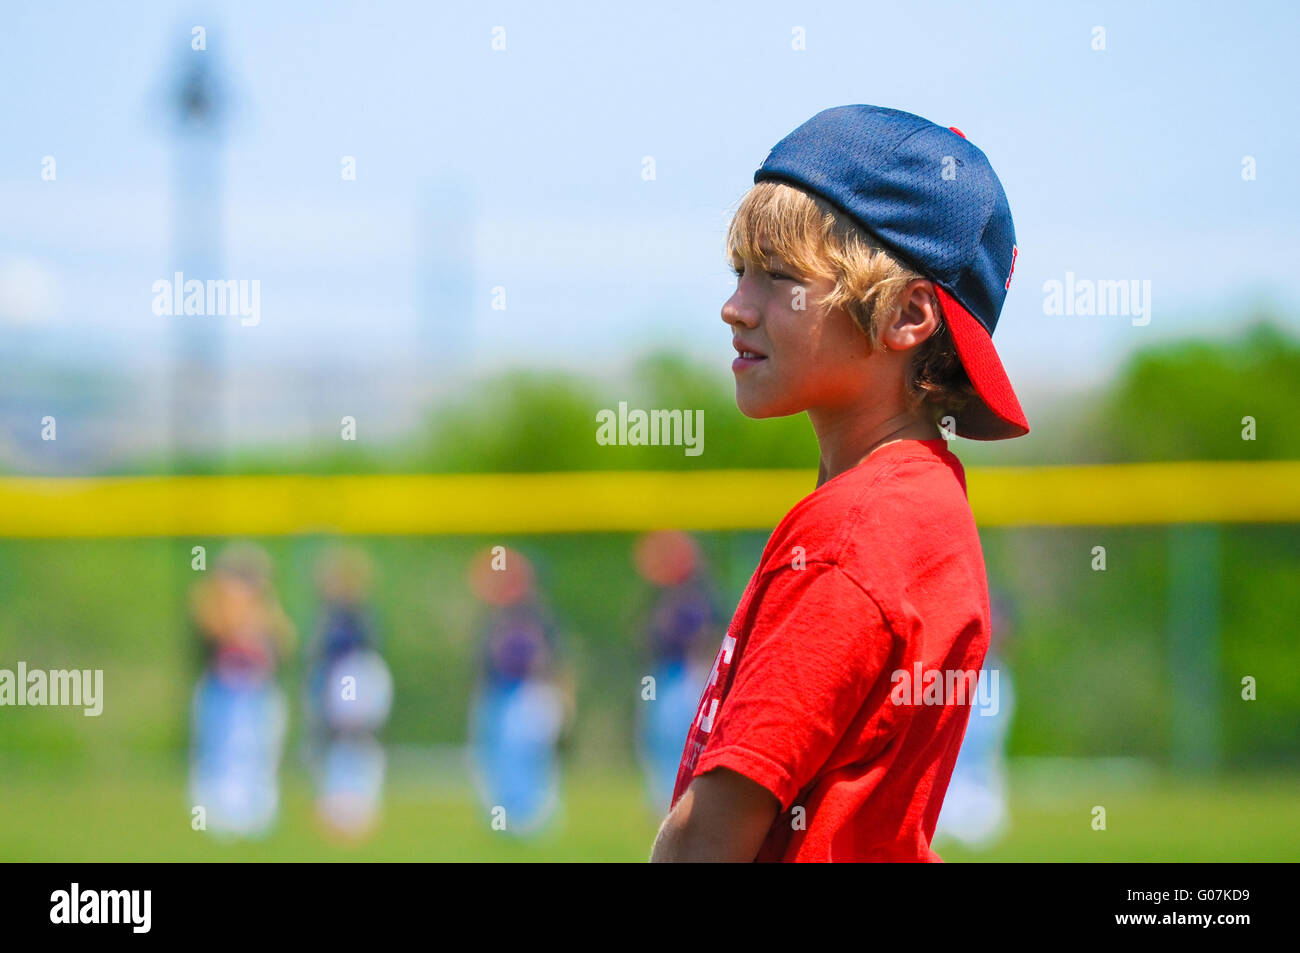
top-left (735, 389), bottom-right (801, 420)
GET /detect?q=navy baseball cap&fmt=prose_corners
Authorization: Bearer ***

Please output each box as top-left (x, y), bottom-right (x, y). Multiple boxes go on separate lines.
top-left (755, 105), bottom-right (1029, 440)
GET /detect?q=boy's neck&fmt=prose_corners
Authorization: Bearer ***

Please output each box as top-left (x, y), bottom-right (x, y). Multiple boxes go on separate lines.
top-left (811, 408), bottom-right (941, 488)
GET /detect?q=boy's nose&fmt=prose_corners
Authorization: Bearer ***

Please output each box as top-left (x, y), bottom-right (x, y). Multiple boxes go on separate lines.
top-left (721, 290), bottom-right (758, 328)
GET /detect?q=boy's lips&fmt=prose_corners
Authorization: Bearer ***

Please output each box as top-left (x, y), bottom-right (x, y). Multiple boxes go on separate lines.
top-left (732, 339), bottom-right (767, 359)
top-left (732, 339), bottom-right (767, 372)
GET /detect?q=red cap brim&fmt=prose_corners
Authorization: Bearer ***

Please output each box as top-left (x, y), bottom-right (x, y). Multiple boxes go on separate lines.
top-left (934, 286), bottom-right (1029, 440)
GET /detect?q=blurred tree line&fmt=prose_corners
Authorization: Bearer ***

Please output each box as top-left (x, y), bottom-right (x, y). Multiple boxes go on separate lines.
top-left (204, 313), bottom-right (1300, 474)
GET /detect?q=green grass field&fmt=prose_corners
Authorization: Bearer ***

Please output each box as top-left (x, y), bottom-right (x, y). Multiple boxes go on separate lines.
top-left (3, 532), bottom-right (1298, 863)
top-left (2, 758), bottom-right (1296, 862)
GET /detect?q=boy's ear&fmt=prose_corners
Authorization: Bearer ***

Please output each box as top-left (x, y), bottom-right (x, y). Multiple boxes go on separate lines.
top-left (889, 279), bottom-right (942, 347)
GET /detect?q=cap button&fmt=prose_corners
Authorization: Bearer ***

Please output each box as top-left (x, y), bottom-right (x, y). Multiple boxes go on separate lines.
top-left (948, 126), bottom-right (966, 139)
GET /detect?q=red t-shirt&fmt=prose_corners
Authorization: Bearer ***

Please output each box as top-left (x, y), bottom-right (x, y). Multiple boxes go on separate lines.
top-left (670, 438), bottom-right (992, 862)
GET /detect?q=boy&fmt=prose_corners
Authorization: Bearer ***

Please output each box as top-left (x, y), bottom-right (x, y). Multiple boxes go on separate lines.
top-left (650, 105), bottom-right (1028, 862)
top-left (632, 530), bottom-right (723, 809)
top-left (188, 543), bottom-right (295, 839)
top-left (305, 546), bottom-right (393, 839)
top-left (466, 548), bottom-right (572, 835)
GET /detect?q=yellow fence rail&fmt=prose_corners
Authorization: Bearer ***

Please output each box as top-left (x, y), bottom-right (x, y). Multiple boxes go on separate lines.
top-left (0, 461), bottom-right (1297, 538)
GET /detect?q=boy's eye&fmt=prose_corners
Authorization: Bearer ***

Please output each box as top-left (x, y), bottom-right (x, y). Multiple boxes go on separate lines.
top-left (730, 260), bottom-right (798, 283)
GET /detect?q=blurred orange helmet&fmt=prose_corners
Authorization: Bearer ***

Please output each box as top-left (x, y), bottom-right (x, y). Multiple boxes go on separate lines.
top-left (634, 530), bottom-right (700, 587)
top-left (468, 546), bottom-right (536, 606)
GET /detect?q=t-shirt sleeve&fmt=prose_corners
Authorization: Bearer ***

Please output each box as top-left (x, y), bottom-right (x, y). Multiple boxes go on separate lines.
top-left (692, 561), bottom-right (895, 812)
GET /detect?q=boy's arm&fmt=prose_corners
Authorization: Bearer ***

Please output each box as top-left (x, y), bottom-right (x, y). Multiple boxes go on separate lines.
top-left (649, 767), bottom-right (780, 862)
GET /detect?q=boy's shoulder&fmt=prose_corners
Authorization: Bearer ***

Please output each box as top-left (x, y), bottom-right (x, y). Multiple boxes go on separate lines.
top-left (760, 439), bottom-right (974, 582)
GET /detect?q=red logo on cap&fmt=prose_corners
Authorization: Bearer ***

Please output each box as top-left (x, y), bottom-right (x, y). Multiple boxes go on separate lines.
top-left (1005, 245), bottom-right (1018, 290)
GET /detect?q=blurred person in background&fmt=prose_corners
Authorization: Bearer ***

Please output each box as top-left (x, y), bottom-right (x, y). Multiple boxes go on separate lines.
top-left (304, 545), bottom-right (393, 841)
top-left (933, 587), bottom-right (1018, 850)
top-left (466, 547), bottom-right (574, 836)
top-left (632, 531), bottom-right (722, 811)
top-left (188, 542), bottom-right (295, 838)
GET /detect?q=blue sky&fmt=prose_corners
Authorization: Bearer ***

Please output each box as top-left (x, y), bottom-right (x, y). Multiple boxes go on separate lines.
top-left (2, 0), bottom-right (1298, 413)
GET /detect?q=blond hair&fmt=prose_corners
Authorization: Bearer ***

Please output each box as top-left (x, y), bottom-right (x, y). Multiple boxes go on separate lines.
top-left (726, 180), bottom-right (979, 421)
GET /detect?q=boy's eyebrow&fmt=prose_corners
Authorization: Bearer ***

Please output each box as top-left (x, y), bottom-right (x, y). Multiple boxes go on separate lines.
top-left (731, 243), bottom-right (794, 269)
